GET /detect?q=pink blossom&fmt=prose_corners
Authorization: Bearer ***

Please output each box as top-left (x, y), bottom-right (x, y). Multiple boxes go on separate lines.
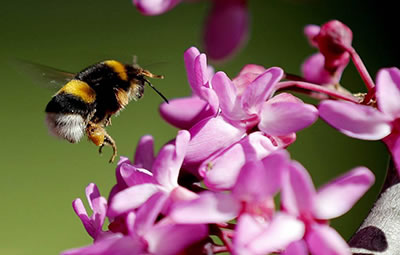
top-left (198, 131), bottom-right (279, 190)
top-left (108, 130), bottom-right (198, 217)
top-left (159, 47), bottom-right (218, 129)
top-left (302, 20), bottom-right (352, 85)
top-left (281, 159), bottom-right (375, 254)
top-left (107, 135), bottom-right (156, 203)
top-left (183, 65), bottom-right (318, 169)
top-left (63, 191), bottom-right (208, 255)
top-left (72, 183), bottom-right (109, 241)
top-left (204, 0), bottom-right (249, 60)
top-left (212, 67), bottom-right (318, 134)
top-left (133, 0), bottom-right (249, 60)
top-left (171, 151), bottom-right (305, 254)
top-left (319, 67), bottom-right (400, 173)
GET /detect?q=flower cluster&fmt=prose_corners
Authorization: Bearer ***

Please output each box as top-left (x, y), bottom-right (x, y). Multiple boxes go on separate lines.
top-left (132, 0), bottom-right (249, 60)
top-left (61, 19), bottom-right (400, 254)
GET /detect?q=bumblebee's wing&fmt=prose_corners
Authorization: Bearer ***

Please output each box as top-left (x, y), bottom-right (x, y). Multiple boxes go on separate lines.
top-left (12, 59), bottom-right (75, 90)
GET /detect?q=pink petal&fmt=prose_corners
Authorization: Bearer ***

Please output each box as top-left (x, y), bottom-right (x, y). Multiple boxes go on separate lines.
top-left (241, 67), bottom-right (284, 115)
top-left (233, 213), bottom-right (266, 254)
top-left (201, 142), bottom-right (246, 190)
top-left (85, 183), bottom-right (101, 211)
top-left (376, 67), bottom-right (400, 118)
top-left (233, 150), bottom-right (289, 202)
top-left (184, 47), bottom-right (201, 92)
top-left (319, 100), bottom-right (392, 140)
top-left (125, 212), bottom-right (137, 237)
top-left (169, 192), bottom-right (240, 223)
top-left (108, 184), bottom-right (160, 217)
top-left (133, 135), bottom-right (154, 169)
top-left (200, 132), bottom-right (277, 190)
top-left (184, 116), bottom-right (245, 165)
top-left (61, 234), bottom-right (145, 255)
top-left (306, 224), bottom-right (351, 255)
top-left (72, 199), bottom-right (95, 239)
top-left (145, 223), bottom-right (208, 255)
top-left (259, 101), bottom-right (318, 136)
top-left (233, 64), bottom-right (267, 96)
top-left (159, 96), bottom-right (217, 129)
top-left (212, 71), bottom-right (247, 120)
top-left (133, 0), bottom-right (181, 16)
top-left (281, 161), bottom-right (316, 217)
top-left (314, 167), bottom-right (374, 219)
top-left (302, 53), bottom-right (340, 85)
top-left (249, 213), bottom-right (305, 254)
top-left (235, 64), bottom-right (267, 79)
top-left (384, 133), bottom-right (400, 175)
top-left (271, 133), bottom-right (297, 148)
top-left (119, 163), bottom-right (154, 186)
top-left (199, 85), bottom-right (220, 114)
top-left (169, 186), bottom-right (199, 202)
top-left (193, 54), bottom-right (210, 96)
top-left (304, 24), bottom-right (320, 47)
top-left (134, 192), bottom-right (169, 235)
top-left (115, 157), bottom-right (131, 188)
top-left (283, 240), bottom-right (308, 255)
top-left (204, 0), bottom-right (249, 60)
top-left (152, 130), bottom-right (190, 189)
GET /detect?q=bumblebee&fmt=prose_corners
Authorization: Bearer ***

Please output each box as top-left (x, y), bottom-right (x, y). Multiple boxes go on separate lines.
top-left (40, 59), bottom-right (167, 163)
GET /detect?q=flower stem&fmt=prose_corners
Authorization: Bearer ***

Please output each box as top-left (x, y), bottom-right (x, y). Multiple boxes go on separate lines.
top-left (276, 81), bottom-right (360, 103)
top-left (345, 46), bottom-right (376, 91)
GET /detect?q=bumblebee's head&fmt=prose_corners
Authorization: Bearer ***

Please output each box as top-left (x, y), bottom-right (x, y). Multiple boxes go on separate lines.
top-left (125, 64), bottom-right (168, 103)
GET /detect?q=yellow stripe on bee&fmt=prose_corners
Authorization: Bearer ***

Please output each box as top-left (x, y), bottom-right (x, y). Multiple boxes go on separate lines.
top-left (58, 80), bottom-right (96, 103)
top-left (104, 60), bottom-right (128, 81)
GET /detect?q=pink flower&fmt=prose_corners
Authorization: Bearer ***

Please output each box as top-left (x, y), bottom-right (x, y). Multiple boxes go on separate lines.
top-left (108, 130), bottom-right (198, 217)
top-left (72, 183), bottom-right (109, 241)
top-left (319, 67), bottom-right (400, 173)
top-left (183, 66), bottom-right (318, 169)
top-left (203, 0), bottom-right (249, 60)
top-left (281, 160), bottom-right (375, 254)
top-left (198, 131), bottom-right (279, 190)
top-left (108, 135), bottom-right (156, 203)
top-left (302, 20), bottom-right (352, 85)
top-left (132, 1), bottom-right (249, 60)
top-left (213, 67), bottom-right (318, 134)
top-left (170, 151), bottom-right (305, 254)
top-left (63, 191), bottom-right (208, 255)
top-left (159, 47), bottom-right (218, 129)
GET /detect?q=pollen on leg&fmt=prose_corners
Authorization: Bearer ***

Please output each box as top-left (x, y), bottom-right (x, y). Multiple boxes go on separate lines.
top-left (86, 123), bottom-right (105, 147)
top-left (85, 122), bottom-right (118, 163)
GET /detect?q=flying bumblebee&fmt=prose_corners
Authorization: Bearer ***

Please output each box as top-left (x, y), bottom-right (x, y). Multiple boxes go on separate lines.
top-left (23, 59), bottom-right (168, 163)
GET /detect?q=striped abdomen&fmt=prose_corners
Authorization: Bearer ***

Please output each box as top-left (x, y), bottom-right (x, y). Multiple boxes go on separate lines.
top-left (45, 80), bottom-right (96, 143)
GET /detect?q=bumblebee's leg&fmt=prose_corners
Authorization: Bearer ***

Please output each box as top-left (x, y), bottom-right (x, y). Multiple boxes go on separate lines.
top-left (103, 133), bottom-right (117, 163)
top-left (104, 115), bottom-right (112, 127)
top-left (86, 123), bottom-right (118, 163)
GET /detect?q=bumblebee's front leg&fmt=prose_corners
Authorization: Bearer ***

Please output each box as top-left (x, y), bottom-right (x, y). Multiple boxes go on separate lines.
top-left (104, 115), bottom-right (112, 127)
top-left (86, 122), bottom-right (117, 163)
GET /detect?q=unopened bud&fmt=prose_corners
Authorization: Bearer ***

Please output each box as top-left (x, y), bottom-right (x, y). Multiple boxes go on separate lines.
top-left (316, 20), bottom-right (353, 71)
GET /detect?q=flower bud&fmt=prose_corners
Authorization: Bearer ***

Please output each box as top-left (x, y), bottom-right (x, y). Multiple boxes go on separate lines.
top-left (316, 20), bottom-right (353, 72)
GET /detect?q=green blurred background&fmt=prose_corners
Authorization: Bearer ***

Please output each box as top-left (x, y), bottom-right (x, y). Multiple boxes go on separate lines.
top-left (0, 0), bottom-right (398, 254)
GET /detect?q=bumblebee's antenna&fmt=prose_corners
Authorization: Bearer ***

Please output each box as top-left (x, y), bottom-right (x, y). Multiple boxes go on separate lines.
top-left (144, 79), bottom-right (169, 104)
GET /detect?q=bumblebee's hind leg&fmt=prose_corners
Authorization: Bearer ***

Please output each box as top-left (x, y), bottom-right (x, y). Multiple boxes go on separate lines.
top-left (86, 122), bottom-right (117, 163)
top-left (100, 133), bottom-right (117, 163)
